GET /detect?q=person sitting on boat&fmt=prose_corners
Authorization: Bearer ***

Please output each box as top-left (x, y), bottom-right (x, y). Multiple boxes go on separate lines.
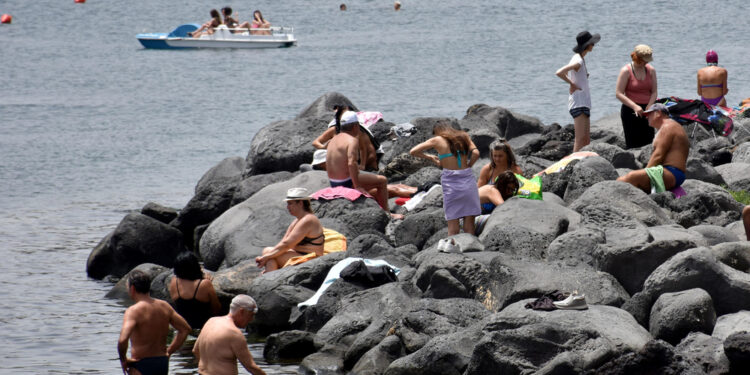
top-left (189, 9), bottom-right (222, 38)
top-left (221, 7), bottom-right (239, 32)
top-left (250, 10), bottom-right (271, 35)
top-left (255, 188), bottom-right (325, 274)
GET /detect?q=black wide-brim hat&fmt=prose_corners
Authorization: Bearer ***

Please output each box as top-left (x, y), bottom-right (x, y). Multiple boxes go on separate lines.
top-left (573, 30), bottom-right (600, 53)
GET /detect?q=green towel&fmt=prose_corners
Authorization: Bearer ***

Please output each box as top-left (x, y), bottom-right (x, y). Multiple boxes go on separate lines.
top-left (645, 165), bottom-right (665, 193)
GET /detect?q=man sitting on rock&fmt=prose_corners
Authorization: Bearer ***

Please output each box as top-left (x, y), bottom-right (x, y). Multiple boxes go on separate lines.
top-left (617, 103), bottom-right (689, 194)
top-left (326, 109), bottom-right (403, 219)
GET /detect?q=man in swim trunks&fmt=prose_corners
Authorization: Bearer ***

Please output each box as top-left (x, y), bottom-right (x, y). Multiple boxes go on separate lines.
top-left (617, 103), bottom-right (689, 194)
top-left (118, 270), bottom-right (191, 375)
top-left (326, 110), bottom-right (402, 218)
top-left (697, 50), bottom-right (728, 107)
top-left (193, 295), bottom-right (267, 375)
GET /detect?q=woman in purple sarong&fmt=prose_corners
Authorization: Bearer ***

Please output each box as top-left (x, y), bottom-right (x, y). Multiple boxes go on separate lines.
top-left (410, 123), bottom-right (480, 235)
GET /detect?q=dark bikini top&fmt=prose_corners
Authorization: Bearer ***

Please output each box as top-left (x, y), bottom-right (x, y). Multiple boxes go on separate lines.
top-left (175, 279), bottom-right (213, 329)
top-left (297, 233), bottom-right (325, 246)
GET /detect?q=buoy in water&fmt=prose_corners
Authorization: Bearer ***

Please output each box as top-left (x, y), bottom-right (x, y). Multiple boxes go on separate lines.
top-left (1, 14), bottom-right (12, 24)
top-left (74, 0), bottom-right (85, 3)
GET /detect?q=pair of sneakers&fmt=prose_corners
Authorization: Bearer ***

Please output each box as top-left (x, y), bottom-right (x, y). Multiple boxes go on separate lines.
top-left (553, 291), bottom-right (588, 310)
top-left (437, 238), bottom-right (460, 253)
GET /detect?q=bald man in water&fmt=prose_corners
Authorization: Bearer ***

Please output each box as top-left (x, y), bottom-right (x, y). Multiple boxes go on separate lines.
top-left (193, 295), bottom-right (266, 375)
top-left (117, 270), bottom-right (191, 375)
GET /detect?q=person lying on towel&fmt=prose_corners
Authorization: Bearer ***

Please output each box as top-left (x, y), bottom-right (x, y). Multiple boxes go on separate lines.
top-left (255, 188), bottom-right (325, 273)
top-left (617, 104), bottom-right (689, 193)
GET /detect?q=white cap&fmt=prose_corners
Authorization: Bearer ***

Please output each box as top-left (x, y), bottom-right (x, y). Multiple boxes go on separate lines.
top-left (328, 111), bottom-right (359, 127)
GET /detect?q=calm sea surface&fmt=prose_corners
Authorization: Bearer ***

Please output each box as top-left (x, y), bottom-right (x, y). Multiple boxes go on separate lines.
top-left (1, 0), bottom-right (748, 373)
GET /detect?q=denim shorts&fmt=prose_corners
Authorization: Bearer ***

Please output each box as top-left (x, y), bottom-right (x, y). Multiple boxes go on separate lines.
top-left (569, 107), bottom-right (591, 119)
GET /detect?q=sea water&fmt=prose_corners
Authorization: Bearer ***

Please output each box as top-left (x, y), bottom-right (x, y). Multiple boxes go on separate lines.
top-left (1, 0), bottom-right (748, 373)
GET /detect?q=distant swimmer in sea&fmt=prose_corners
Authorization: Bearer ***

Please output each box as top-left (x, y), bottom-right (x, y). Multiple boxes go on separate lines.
top-left (118, 270), bottom-right (191, 375)
top-left (617, 104), bottom-right (689, 194)
top-left (616, 44), bottom-right (658, 149)
top-left (168, 252), bottom-right (221, 330)
top-left (394, 1), bottom-right (402, 11)
top-left (189, 9), bottom-right (222, 38)
top-left (340, 3), bottom-right (347, 11)
top-left (697, 50), bottom-right (728, 107)
top-left (556, 30), bottom-right (600, 152)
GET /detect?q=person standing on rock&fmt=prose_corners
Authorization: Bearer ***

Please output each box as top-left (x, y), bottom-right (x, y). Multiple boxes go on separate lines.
top-left (193, 295), bottom-right (267, 375)
top-left (118, 270), bottom-right (191, 375)
top-left (617, 104), bottom-right (689, 193)
top-left (410, 123), bottom-right (480, 235)
top-left (556, 30), bottom-right (600, 152)
top-left (325, 107), bottom-right (403, 219)
top-left (615, 44), bottom-right (658, 149)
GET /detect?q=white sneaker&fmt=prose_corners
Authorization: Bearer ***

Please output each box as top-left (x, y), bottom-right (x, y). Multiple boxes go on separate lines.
top-left (443, 238), bottom-right (461, 253)
top-left (553, 293), bottom-right (588, 310)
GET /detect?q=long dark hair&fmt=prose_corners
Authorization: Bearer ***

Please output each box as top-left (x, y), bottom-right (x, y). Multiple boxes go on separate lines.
top-left (253, 10), bottom-right (265, 22)
top-left (494, 170), bottom-right (519, 200)
top-left (433, 123), bottom-right (470, 156)
top-left (489, 139), bottom-right (517, 170)
top-left (210, 9), bottom-right (221, 22)
top-left (174, 252), bottom-right (204, 281)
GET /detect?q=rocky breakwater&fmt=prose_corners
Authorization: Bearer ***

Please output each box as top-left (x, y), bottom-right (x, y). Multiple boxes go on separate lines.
top-left (88, 92), bottom-right (750, 374)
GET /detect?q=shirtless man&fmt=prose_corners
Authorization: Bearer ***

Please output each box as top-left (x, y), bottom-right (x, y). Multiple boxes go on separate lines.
top-left (617, 103), bottom-right (689, 193)
top-left (193, 295), bottom-right (266, 375)
top-left (697, 50), bottom-right (728, 107)
top-left (326, 110), bottom-right (402, 218)
top-left (117, 270), bottom-right (191, 375)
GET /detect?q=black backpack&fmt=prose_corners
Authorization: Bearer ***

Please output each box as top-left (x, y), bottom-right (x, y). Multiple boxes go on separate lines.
top-left (340, 260), bottom-right (398, 288)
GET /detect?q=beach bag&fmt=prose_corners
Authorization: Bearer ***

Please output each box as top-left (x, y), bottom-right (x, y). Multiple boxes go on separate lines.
top-left (340, 260), bottom-right (398, 288)
top-left (515, 174), bottom-right (542, 200)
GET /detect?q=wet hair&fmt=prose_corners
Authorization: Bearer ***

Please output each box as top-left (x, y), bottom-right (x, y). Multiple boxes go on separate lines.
top-left (488, 139), bottom-right (517, 170)
top-left (433, 123), bottom-right (470, 155)
top-left (127, 270), bottom-right (152, 294)
top-left (221, 7), bottom-right (232, 16)
top-left (253, 10), bottom-right (265, 22)
top-left (174, 252), bottom-right (204, 281)
top-left (494, 171), bottom-right (519, 200)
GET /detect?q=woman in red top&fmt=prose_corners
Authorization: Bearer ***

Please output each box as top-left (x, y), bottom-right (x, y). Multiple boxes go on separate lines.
top-left (615, 44), bottom-right (658, 149)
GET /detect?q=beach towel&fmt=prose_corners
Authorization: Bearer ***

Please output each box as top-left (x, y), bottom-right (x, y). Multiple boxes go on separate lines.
top-left (312, 186), bottom-right (374, 202)
top-left (402, 184), bottom-right (441, 211)
top-left (440, 168), bottom-right (481, 221)
top-left (356, 111), bottom-right (383, 128)
top-left (283, 228), bottom-right (347, 268)
top-left (645, 166), bottom-right (666, 194)
top-left (298, 257), bottom-right (400, 307)
top-left (536, 151), bottom-right (599, 176)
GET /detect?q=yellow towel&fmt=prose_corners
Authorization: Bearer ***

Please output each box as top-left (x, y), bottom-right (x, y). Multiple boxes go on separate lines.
top-left (283, 228), bottom-right (347, 268)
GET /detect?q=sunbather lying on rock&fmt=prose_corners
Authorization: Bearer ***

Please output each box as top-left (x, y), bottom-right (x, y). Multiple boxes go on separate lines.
top-left (617, 104), bottom-right (689, 194)
top-left (255, 188), bottom-right (324, 274)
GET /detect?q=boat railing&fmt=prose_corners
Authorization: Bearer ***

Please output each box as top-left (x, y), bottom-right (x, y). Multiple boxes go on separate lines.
top-left (209, 26), bottom-right (293, 35)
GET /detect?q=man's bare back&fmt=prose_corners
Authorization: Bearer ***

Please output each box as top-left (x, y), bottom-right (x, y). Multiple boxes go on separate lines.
top-left (125, 299), bottom-right (173, 359)
top-left (194, 314), bottom-right (265, 375)
top-left (326, 131), bottom-right (359, 181)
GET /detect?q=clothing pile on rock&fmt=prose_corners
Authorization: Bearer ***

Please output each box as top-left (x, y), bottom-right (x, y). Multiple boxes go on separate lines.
top-left (524, 290), bottom-right (588, 311)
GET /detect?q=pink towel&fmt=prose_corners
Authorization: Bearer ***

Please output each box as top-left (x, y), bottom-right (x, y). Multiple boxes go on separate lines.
top-left (312, 186), bottom-right (374, 202)
top-left (357, 112), bottom-right (383, 128)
